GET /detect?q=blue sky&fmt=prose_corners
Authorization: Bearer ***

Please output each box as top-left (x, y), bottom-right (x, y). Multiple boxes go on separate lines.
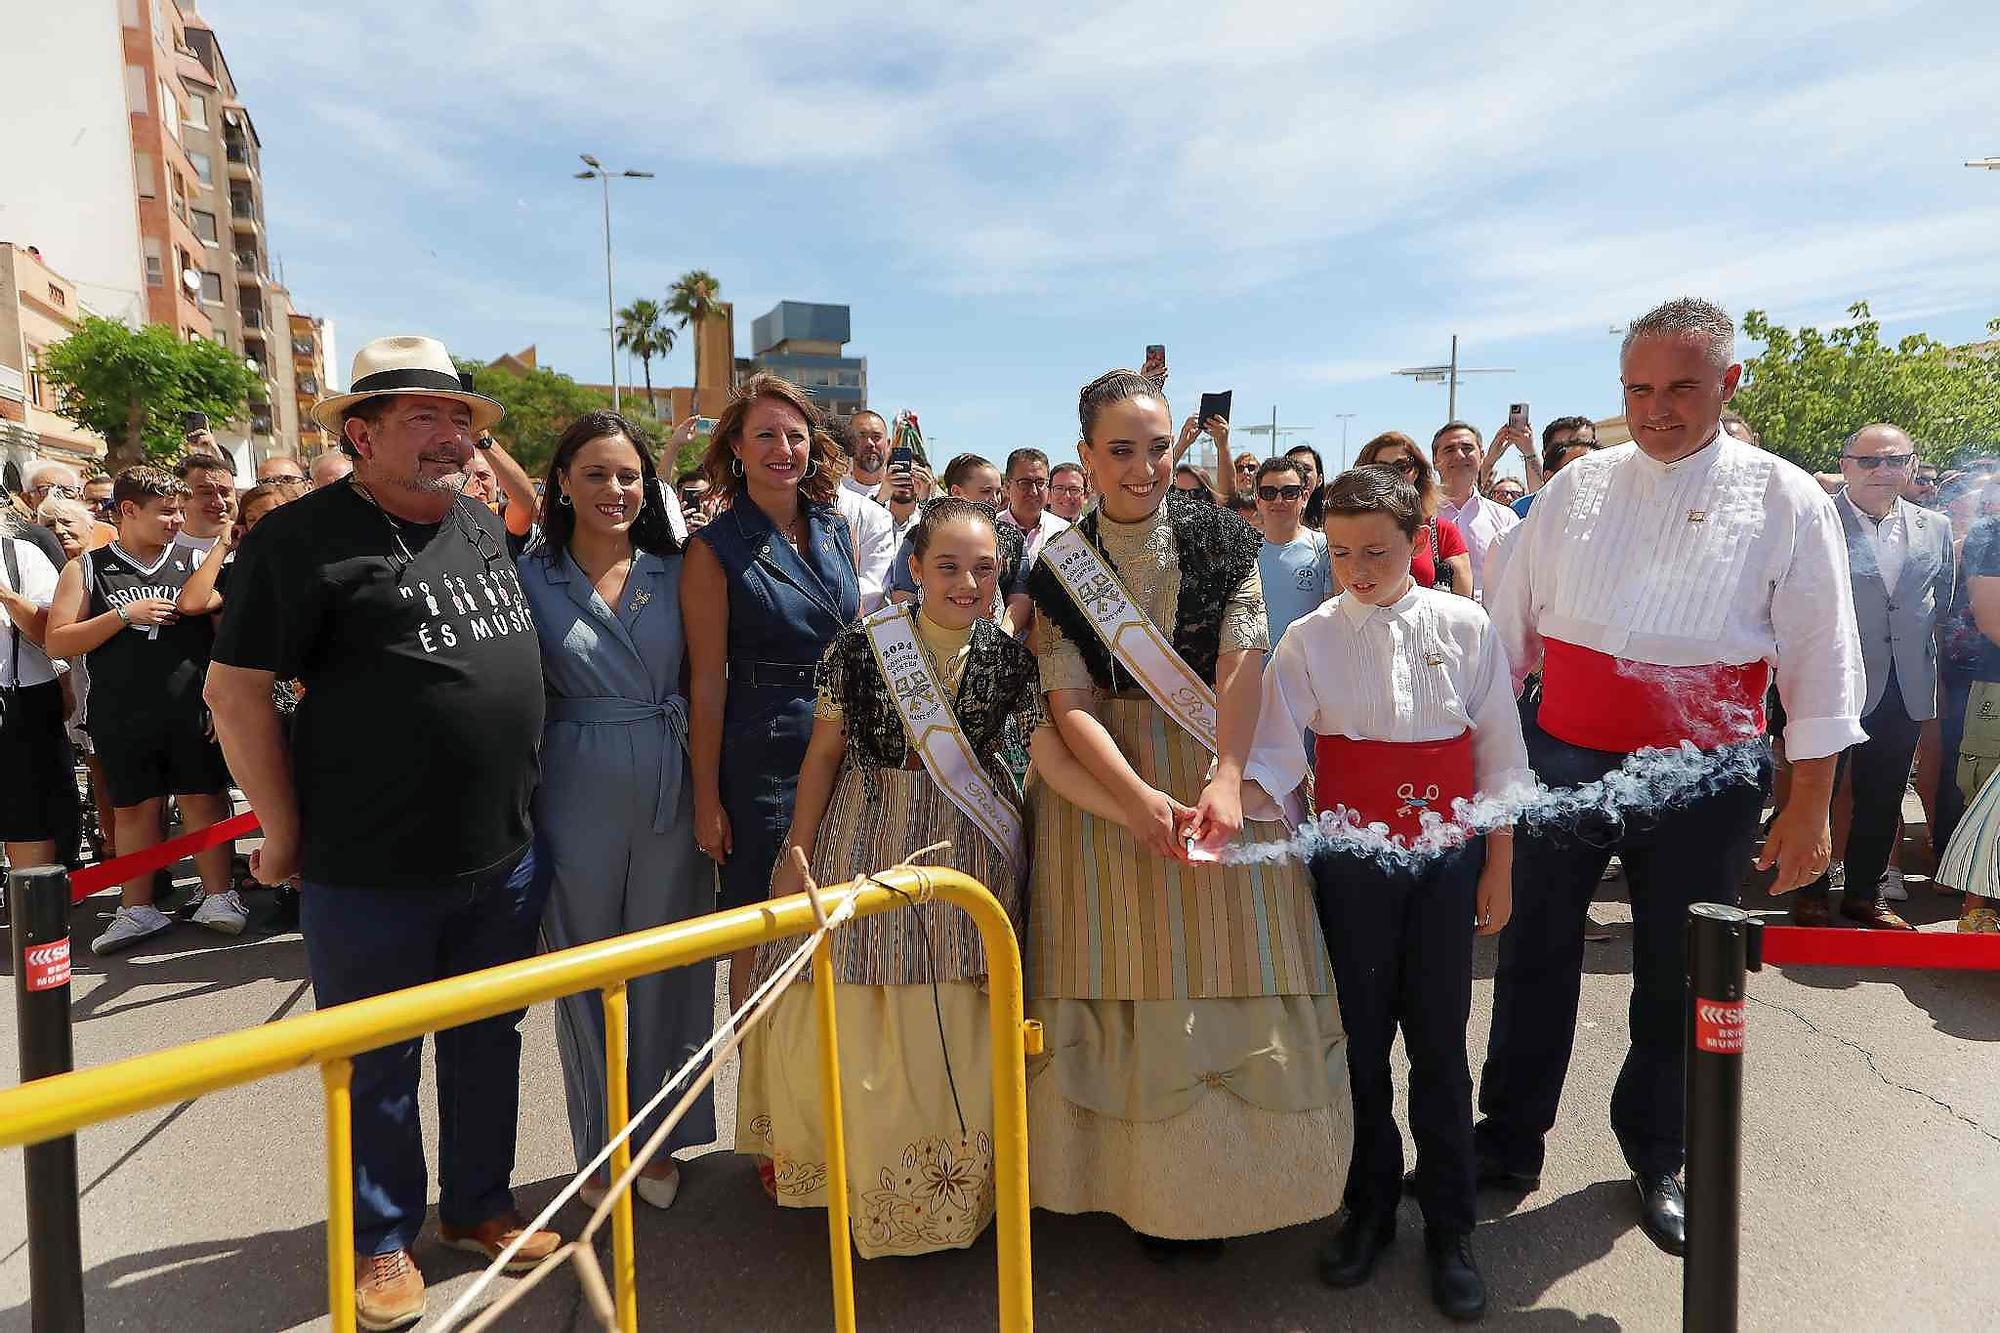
top-left (207, 0), bottom-right (2000, 476)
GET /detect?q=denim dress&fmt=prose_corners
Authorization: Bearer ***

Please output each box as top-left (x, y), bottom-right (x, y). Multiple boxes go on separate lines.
top-left (693, 496), bottom-right (859, 909)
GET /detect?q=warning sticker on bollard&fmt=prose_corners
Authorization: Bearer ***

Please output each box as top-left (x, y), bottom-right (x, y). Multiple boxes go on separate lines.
top-left (1694, 997), bottom-right (1744, 1053)
top-left (24, 938), bottom-right (71, 993)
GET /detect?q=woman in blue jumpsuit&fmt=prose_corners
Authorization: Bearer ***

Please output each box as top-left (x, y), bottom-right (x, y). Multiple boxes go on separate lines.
top-left (684, 375), bottom-right (860, 1010)
top-left (519, 411), bottom-right (712, 1207)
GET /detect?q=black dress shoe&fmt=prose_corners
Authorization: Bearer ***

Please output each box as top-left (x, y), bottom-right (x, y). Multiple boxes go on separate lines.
top-left (1424, 1227), bottom-right (1488, 1322)
top-left (1633, 1172), bottom-right (1686, 1256)
top-left (1317, 1208), bottom-right (1395, 1288)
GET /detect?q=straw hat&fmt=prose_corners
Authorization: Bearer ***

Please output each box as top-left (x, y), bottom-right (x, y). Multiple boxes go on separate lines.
top-left (309, 335), bottom-right (504, 436)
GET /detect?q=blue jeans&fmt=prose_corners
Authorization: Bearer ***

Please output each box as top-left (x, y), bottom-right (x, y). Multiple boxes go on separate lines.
top-left (302, 844), bottom-right (549, 1255)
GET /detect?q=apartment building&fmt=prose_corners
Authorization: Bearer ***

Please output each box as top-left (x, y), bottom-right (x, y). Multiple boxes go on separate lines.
top-left (121, 0), bottom-right (212, 343)
top-left (0, 245), bottom-right (109, 489)
top-left (289, 310), bottom-right (332, 457)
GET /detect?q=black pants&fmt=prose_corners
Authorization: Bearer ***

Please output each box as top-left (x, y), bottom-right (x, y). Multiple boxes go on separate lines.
top-left (1475, 720), bottom-right (1769, 1178)
top-left (1800, 669), bottom-right (1923, 907)
top-left (1314, 840), bottom-right (1483, 1235)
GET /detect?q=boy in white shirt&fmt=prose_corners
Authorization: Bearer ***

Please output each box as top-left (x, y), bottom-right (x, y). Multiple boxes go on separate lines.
top-left (1245, 464), bottom-right (1530, 1323)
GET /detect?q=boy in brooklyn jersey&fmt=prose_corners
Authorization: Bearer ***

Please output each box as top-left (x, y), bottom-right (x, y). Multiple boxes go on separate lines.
top-left (46, 466), bottom-right (245, 953)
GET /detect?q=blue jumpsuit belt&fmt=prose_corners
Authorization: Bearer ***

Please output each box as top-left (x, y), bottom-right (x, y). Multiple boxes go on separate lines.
top-left (545, 694), bottom-right (690, 834)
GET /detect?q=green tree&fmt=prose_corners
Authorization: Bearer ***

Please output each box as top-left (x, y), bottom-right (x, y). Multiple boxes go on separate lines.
top-left (667, 269), bottom-right (723, 390)
top-left (455, 357), bottom-right (610, 475)
top-left (1733, 303), bottom-right (2000, 471)
top-left (41, 317), bottom-right (263, 471)
top-left (615, 298), bottom-right (675, 416)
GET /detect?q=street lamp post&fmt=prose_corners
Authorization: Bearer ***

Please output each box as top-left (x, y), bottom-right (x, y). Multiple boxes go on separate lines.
top-left (1393, 334), bottom-right (1512, 423)
top-left (1332, 413), bottom-right (1357, 470)
top-left (575, 154), bottom-right (655, 413)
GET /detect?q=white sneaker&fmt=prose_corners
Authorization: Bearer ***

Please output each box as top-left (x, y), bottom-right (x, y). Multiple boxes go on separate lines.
top-left (1881, 867), bottom-right (1909, 902)
top-left (191, 889), bottom-right (249, 935)
top-left (91, 904), bottom-right (174, 955)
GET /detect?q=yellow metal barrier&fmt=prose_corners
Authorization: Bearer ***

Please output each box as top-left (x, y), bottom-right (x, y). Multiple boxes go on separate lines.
top-left (0, 867), bottom-right (1036, 1332)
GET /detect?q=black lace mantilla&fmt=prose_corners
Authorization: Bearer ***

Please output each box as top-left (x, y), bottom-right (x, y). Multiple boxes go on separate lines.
top-left (1027, 490), bottom-right (1261, 690)
top-left (816, 616), bottom-right (1042, 782)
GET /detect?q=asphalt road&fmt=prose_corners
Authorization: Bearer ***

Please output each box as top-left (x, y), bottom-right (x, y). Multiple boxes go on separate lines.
top-left (1, 839), bottom-right (1996, 1331)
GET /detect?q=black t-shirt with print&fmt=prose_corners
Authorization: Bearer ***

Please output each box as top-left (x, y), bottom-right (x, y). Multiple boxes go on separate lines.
top-left (211, 478), bottom-right (543, 890)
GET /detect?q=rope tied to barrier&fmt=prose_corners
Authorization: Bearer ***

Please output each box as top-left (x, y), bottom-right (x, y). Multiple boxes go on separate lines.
top-left (436, 841), bottom-right (955, 1332)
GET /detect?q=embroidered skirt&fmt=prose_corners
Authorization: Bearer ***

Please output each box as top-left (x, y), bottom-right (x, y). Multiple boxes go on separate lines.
top-left (1025, 696), bottom-right (1349, 1237)
top-left (751, 762), bottom-right (1023, 989)
top-left (737, 981), bottom-right (996, 1259)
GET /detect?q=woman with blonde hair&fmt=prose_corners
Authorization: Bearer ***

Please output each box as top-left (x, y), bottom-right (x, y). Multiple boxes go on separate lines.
top-left (1353, 432), bottom-right (1472, 597)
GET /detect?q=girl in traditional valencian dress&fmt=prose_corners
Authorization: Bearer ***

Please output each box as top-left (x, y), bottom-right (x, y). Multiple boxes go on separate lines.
top-left (736, 497), bottom-right (1128, 1257)
top-left (1024, 369), bottom-right (1352, 1253)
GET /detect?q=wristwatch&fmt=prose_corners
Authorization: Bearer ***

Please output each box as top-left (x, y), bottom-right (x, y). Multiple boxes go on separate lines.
top-left (115, 604), bottom-right (130, 624)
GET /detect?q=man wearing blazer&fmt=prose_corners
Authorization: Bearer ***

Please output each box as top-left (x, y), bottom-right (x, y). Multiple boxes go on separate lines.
top-left (1795, 424), bottom-right (1954, 929)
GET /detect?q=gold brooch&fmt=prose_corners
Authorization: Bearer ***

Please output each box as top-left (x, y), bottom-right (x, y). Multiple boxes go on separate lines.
top-left (1424, 652), bottom-right (1447, 667)
top-left (1687, 510), bottom-right (1708, 523)
top-left (632, 589), bottom-right (652, 610)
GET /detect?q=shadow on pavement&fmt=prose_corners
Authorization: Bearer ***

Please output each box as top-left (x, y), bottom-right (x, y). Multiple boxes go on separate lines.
top-left (0, 892), bottom-right (312, 1028)
top-left (0, 1159), bottom-right (1645, 1330)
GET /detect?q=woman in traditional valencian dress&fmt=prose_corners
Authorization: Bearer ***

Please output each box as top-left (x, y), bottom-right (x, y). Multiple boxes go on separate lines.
top-left (1024, 369), bottom-right (1352, 1253)
top-left (736, 498), bottom-right (1129, 1257)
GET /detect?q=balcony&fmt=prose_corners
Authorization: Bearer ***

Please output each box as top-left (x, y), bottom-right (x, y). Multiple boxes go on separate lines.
top-left (225, 144), bottom-right (253, 181)
top-left (236, 257), bottom-right (268, 285)
top-left (239, 307), bottom-right (266, 331)
top-left (230, 210), bottom-right (260, 235)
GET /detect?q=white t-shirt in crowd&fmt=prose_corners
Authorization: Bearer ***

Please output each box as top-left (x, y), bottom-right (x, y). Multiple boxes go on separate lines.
top-left (0, 534), bottom-right (61, 688)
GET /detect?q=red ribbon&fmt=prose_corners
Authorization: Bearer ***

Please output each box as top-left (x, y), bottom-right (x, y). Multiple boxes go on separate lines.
top-left (1761, 925), bottom-right (2000, 972)
top-left (68, 811), bottom-right (263, 902)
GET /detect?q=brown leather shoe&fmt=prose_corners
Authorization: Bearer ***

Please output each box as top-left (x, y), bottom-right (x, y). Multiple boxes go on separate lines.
top-left (1840, 899), bottom-right (1916, 931)
top-left (355, 1249), bottom-right (425, 1331)
top-left (1790, 894), bottom-right (1833, 927)
top-left (439, 1210), bottom-right (564, 1273)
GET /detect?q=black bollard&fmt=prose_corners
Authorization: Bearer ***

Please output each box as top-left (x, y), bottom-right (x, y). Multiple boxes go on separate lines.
top-left (1683, 902), bottom-right (1757, 1333)
top-left (10, 864), bottom-right (86, 1330)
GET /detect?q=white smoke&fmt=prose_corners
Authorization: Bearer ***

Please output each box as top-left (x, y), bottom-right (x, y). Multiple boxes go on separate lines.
top-left (1224, 738), bottom-right (1766, 869)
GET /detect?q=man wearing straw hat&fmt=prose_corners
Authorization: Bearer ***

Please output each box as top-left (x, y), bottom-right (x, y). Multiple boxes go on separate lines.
top-left (206, 335), bottom-right (559, 1329)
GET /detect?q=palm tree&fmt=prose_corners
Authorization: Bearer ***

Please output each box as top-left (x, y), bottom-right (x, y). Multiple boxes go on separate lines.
top-left (615, 297), bottom-right (674, 416)
top-left (667, 270), bottom-right (723, 391)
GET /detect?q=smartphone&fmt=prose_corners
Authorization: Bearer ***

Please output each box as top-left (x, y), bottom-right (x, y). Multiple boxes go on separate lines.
top-left (1508, 403), bottom-right (1530, 430)
top-left (694, 417), bottom-right (719, 434)
top-left (889, 444), bottom-right (914, 475)
top-left (182, 410), bottom-right (209, 433)
top-left (1198, 391), bottom-right (1233, 425)
top-left (1143, 344), bottom-right (1167, 384)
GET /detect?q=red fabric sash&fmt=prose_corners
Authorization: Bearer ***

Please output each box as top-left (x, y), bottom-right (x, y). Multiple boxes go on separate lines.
top-left (1314, 732), bottom-right (1476, 841)
top-left (1539, 637), bottom-right (1768, 754)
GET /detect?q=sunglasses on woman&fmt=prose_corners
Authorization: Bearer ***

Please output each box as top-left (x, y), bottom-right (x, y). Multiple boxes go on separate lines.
top-left (1257, 484), bottom-right (1307, 502)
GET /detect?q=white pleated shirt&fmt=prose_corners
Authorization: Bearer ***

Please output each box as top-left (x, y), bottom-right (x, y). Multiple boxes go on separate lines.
top-left (1483, 433), bottom-right (1866, 762)
top-left (1244, 581), bottom-right (1534, 805)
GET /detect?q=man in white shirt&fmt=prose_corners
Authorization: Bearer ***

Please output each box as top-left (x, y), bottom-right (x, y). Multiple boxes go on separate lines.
top-left (1048, 462), bottom-right (1089, 522)
top-left (996, 447), bottom-right (1070, 567)
top-left (829, 414), bottom-right (895, 612)
top-left (1432, 423), bottom-right (1519, 603)
top-left (0, 523), bottom-right (76, 870)
top-left (1791, 424), bottom-right (1952, 931)
top-left (841, 409), bottom-right (891, 503)
top-left (1475, 298), bottom-right (1865, 1257)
